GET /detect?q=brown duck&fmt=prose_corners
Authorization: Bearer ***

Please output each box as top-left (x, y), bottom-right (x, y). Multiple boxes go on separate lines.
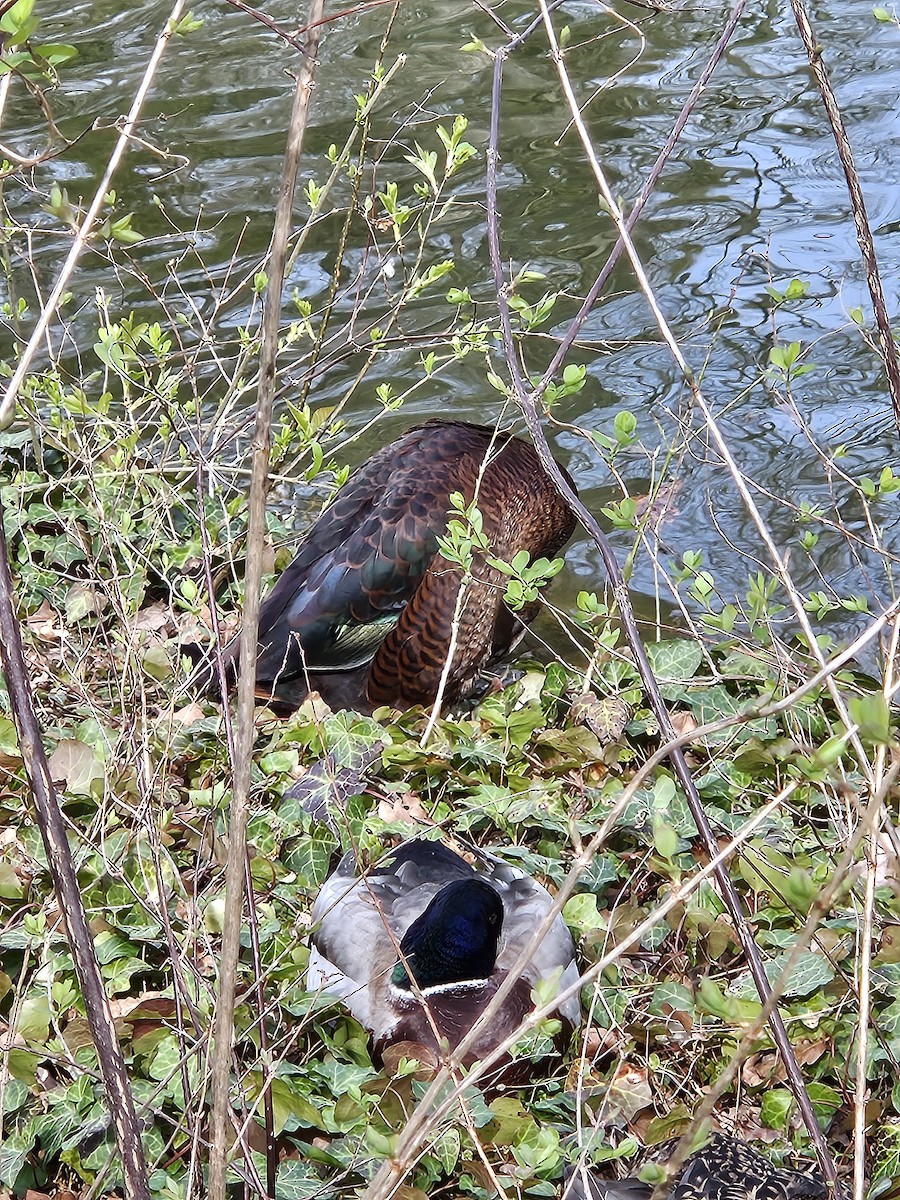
top-left (228, 419), bottom-right (576, 712)
top-left (563, 1133), bottom-right (827, 1200)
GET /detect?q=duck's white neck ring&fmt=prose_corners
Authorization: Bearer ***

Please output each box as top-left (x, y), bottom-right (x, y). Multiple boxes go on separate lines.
top-left (390, 977), bottom-right (490, 1001)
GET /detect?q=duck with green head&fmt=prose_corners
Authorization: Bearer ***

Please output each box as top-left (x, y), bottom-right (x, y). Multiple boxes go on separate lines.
top-left (308, 839), bottom-right (581, 1085)
top-left (220, 419), bottom-right (577, 712)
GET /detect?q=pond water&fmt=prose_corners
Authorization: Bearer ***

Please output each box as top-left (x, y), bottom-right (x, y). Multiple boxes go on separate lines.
top-left (4, 0), bottom-right (900, 670)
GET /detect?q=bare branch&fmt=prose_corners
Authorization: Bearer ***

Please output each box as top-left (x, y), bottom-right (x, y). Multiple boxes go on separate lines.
top-left (0, 513), bottom-right (150, 1198)
top-left (789, 0), bottom-right (900, 434)
top-left (206, 2), bottom-right (327, 1196)
top-left (0, 0), bottom-right (189, 429)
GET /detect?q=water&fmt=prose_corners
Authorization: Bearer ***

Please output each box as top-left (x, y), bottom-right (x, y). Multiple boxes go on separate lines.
top-left (4, 0), bottom-right (899, 665)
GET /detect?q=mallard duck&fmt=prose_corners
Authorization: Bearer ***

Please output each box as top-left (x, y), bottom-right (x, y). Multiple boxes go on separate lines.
top-left (226, 419), bottom-right (576, 712)
top-left (563, 1133), bottom-right (827, 1200)
top-left (307, 838), bottom-right (581, 1084)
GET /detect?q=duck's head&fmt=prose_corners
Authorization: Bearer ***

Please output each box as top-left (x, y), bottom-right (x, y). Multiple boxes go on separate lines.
top-left (391, 878), bottom-right (504, 992)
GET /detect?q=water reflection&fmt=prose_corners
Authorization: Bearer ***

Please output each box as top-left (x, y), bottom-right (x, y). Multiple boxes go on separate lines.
top-left (4, 0), bottom-right (899, 658)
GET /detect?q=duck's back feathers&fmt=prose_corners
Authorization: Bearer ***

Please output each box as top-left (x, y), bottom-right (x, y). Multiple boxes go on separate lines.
top-left (563, 1135), bottom-right (827, 1200)
top-left (307, 838), bottom-right (580, 1070)
top-left (247, 420), bottom-right (576, 709)
top-left (255, 428), bottom-right (452, 681)
top-left (671, 1136), bottom-right (826, 1200)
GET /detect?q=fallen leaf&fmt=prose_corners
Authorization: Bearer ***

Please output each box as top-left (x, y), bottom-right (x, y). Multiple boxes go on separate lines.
top-left (172, 701), bottom-right (206, 726)
top-left (65, 582), bottom-right (107, 623)
top-left (296, 690), bottom-right (333, 721)
top-left (663, 1005), bottom-right (694, 1035)
top-left (742, 1050), bottom-right (778, 1087)
top-left (570, 693), bottom-right (630, 745)
top-left (670, 709), bottom-right (699, 740)
top-left (377, 791), bottom-right (431, 826)
top-left (128, 602), bottom-right (170, 637)
top-left (47, 739), bottom-right (105, 795)
top-left (25, 599), bottom-right (62, 643)
top-left (606, 1060), bottom-right (653, 1123)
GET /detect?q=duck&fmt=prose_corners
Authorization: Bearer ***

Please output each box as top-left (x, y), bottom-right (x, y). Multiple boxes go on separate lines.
top-left (307, 837), bottom-right (581, 1086)
top-left (222, 419), bottom-right (577, 712)
top-left (562, 1133), bottom-right (828, 1200)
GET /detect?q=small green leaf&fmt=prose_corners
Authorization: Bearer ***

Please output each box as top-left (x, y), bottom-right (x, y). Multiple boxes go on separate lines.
top-left (848, 692), bottom-right (892, 745)
top-left (761, 1088), bottom-right (793, 1130)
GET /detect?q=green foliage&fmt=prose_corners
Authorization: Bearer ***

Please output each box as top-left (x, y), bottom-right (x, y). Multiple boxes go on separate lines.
top-left (594, 410), bottom-right (638, 454)
top-left (0, 0), bottom-right (77, 80)
top-left (0, 618), bottom-right (877, 1192)
top-left (0, 11), bottom-right (887, 1195)
top-left (488, 549), bottom-right (567, 610)
top-left (764, 278), bottom-right (811, 305)
top-left (767, 340), bottom-right (816, 382)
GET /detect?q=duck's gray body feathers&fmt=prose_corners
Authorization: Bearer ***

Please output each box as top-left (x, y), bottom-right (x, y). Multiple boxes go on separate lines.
top-left (308, 839), bottom-right (580, 1072)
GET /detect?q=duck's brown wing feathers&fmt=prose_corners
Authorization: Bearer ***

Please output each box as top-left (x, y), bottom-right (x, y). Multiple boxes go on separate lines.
top-left (246, 419), bottom-right (575, 707)
top-left (366, 425), bottom-right (576, 706)
top-left (255, 423), bottom-right (464, 683)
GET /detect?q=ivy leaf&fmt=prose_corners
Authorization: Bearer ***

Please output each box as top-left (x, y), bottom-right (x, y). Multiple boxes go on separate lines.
top-left (645, 638), bottom-right (703, 686)
top-left (761, 1088), bottom-right (793, 1129)
top-left (47, 738), bottom-right (105, 796)
top-left (729, 951), bottom-right (836, 999)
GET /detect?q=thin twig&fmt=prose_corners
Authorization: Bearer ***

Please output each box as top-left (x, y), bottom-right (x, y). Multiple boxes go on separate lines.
top-left (854, 820), bottom-right (877, 1200)
top-left (223, 0), bottom-right (309, 54)
top-left (0, 0), bottom-right (187, 429)
top-left (511, 4), bottom-right (836, 1181)
top-left (538, 0), bottom-right (746, 390)
top-left (0, 512), bottom-right (151, 1200)
top-left (788, 0), bottom-right (900, 434)
top-left (206, 4), bottom-right (326, 1197)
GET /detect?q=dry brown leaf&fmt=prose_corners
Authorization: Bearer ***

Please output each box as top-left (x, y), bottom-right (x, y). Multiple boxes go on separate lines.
top-left (129, 602), bottom-right (170, 636)
top-left (793, 1037), bottom-right (828, 1066)
top-left (172, 701), bottom-right (206, 727)
top-left (743, 1038), bottom-right (827, 1088)
top-left (742, 1050), bottom-right (778, 1087)
top-left (662, 1005), bottom-right (694, 1035)
top-left (25, 599), bottom-right (62, 643)
top-left (670, 709), bottom-right (699, 740)
top-left (570, 693), bottom-right (630, 745)
top-left (377, 791), bottom-right (431, 826)
top-left (47, 739), bottom-right (104, 795)
top-left (581, 1024), bottom-right (623, 1059)
top-left (296, 690), bottom-right (333, 722)
top-left (175, 610), bottom-right (216, 639)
